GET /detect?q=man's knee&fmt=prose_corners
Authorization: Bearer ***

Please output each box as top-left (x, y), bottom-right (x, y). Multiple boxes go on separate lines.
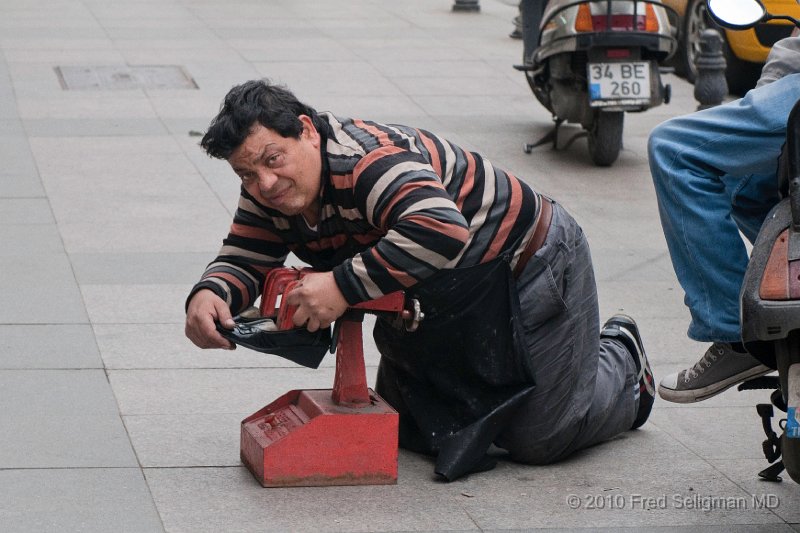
top-left (647, 117), bottom-right (682, 169)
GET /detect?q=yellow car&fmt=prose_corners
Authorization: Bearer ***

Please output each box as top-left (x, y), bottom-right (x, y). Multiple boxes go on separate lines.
top-left (663, 0), bottom-right (800, 94)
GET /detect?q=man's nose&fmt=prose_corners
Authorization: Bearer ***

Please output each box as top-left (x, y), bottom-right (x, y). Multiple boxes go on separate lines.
top-left (256, 170), bottom-right (278, 192)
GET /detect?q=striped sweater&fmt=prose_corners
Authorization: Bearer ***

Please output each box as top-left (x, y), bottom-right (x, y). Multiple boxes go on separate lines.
top-left (190, 112), bottom-right (541, 313)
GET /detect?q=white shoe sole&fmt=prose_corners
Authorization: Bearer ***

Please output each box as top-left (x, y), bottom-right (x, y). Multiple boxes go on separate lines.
top-left (658, 364), bottom-right (773, 403)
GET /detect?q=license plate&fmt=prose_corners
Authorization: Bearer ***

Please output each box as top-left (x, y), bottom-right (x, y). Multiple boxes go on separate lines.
top-left (588, 62), bottom-right (651, 105)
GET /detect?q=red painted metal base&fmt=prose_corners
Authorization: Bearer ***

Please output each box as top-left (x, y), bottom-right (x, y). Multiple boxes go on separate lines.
top-left (241, 268), bottom-right (404, 487)
top-left (241, 388), bottom-right (399, 487)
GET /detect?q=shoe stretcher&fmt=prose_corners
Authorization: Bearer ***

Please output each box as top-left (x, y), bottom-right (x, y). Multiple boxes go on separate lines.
top-left (219, 267), bottom-right (424, 487)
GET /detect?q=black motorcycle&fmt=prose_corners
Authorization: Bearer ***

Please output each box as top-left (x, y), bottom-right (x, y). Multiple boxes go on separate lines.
top-left (708, 0), bottom-right (800, 484)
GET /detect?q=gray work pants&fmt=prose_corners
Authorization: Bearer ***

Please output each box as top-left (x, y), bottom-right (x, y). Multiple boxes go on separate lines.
top-left (496, 201), bottom-right (638, 464)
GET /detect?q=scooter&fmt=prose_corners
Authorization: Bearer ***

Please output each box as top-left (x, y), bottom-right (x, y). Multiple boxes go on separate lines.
top-left (515, 0), bottom-right (677, 166)
top-left (708, 0), bottom-right (800, 484)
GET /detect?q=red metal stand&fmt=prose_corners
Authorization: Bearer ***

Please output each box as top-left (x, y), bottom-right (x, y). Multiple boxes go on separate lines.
top-left (240, 268), bottom-right (401, 487)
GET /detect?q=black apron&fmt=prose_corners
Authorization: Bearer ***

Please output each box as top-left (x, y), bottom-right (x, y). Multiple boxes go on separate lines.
top-left (373, 255), bottom-right (536, 481)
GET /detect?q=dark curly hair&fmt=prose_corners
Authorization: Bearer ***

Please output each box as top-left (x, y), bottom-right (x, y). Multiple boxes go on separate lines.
top-left (200, 79), bottom-right (324, 159)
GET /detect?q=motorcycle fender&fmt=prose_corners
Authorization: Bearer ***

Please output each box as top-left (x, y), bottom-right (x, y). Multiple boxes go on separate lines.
top-left (741, 199), bottom-right (800, 356)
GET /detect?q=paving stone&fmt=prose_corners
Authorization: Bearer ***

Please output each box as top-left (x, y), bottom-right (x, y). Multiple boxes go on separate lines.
top-left (235, 37), bottom-right (361, 62)
top-left (0, 468), bottom-right (163, 533)
top-left (29, 135), bottom-right (193, 180)
top-left (102, 25), bottom-right (219, 40)
top-left (415, 94), bottom-right (545, 117)
top-left (58, 219), bottom-right (229, 253)
top-left (0, 171), bottom-right (44, 198)
top-left (86, 3), bottom-right (192, 20)
top-left (0, 369), bottom-right (137, 467)
top-left (143, 457), bottom-right (480, 533)
top-left (24, 117), bottom-right (167, 136)
top-left (0, 224), bottom-right (62, 255)
top-left (119, 46), bottom-right (242, 65)
top-left (369, 59), bottom-right (499, 78)
top-left (144, 91), bottom-right (225, 119)
top-left (0, 136), bottom-right (39, 176)
top-left (251, 61), bottom-right (401, 98)
top-left (0, 26), bottom-right (108, 40)
top-left (108, 367), bottom-right (342, 415)
top-left (338, 38), bottom-right (476, 62)
top-left (0, 253), bottom-right (87, 323)
top-left (0, 87), bottom-right (18, 119)
top-left (392, 75), bottom-right (528, 97)
top-left (0, 324), bottom-right (100, 369)
top-left (0, 198), bottom-right (53, 224)
top-left (8, 48), bottom-right (124, 65)
top-left (69, 252), bottom-right (210, 285)
top-left (0, 118), bottom-right (23, 134)
top-left (649, 406), bottom-right (773, 460)
top-left (0, 369), bottom-right (119, 415)
top-left (0, 37), bottom-right (112, 50)
top-left (458, 455), bottom-right (784, 530)
top-left (81, 284), bottom-right (192, 324)
top-left (708, 459), bottom-right (800, 524)
top-left (211, 27), bottom-right (311, 39)
top-left (50, 193), bottom-right (226, 224)
top-left (0, 413), bottom-right (137, 468)
top-left (16, 91), bottom-right (158, 120)
top-left (123, 412), bottom-right (245, 467)
top-left (39, 165), bottom-right (210, 196)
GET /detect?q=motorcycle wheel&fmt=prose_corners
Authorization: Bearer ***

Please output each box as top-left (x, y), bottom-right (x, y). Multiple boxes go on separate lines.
top-left (587, 111), bottom-right (623, 167)
top-left (778, 333), bottom-right (800, 483)
top-left (679, 0), bottom-right (761, 95)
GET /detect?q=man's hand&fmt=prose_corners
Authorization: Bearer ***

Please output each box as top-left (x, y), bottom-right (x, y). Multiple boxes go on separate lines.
top-left (185, 289), bottom-right (236, 350)
top-left (284, 271), bottom-right (349, 332)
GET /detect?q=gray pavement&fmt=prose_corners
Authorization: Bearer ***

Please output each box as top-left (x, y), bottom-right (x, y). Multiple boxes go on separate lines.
top-left (1, 0), bottom-right (797, 531)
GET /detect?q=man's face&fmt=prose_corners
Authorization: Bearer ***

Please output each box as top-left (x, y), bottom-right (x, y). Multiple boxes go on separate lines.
top-left (229, 116), bottom-right (323, 222)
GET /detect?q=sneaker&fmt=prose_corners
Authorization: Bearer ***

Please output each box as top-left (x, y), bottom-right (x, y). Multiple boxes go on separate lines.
top-left (601, 314), bottom-right (655, 430)
top-left (658, 342), bottom-right (771, 403)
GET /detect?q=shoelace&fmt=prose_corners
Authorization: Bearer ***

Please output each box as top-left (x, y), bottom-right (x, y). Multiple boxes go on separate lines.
top-left (685, 344), bottom-right (723, 381)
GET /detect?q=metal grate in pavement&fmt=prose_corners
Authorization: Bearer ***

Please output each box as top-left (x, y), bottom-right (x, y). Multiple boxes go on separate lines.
top-left (54, 65), bottom-right (198, 90)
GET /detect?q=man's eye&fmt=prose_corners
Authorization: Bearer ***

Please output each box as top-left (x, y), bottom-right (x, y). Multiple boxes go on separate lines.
top-left (266, 154), bottom-right (284, 168)
top-left (240, 174), bottom-right (255, 184)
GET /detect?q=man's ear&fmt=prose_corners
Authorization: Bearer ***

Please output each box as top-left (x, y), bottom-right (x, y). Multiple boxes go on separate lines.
top-left (298, 115), bottom-right (320, 147)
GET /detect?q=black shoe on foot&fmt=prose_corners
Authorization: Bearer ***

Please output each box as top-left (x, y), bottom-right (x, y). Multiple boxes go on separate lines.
top-left (601, 314), bottom-right (655, 430)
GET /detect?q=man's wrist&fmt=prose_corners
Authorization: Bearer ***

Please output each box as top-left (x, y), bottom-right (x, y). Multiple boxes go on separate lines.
top-left (185, 282), bottom-right (228, 312)
top-left (332, 263), bottom-right (369, 305)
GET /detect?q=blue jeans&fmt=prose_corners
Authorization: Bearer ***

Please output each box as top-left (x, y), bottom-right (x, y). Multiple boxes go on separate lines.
top-left (648, 73), bottom-right (800, 343)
